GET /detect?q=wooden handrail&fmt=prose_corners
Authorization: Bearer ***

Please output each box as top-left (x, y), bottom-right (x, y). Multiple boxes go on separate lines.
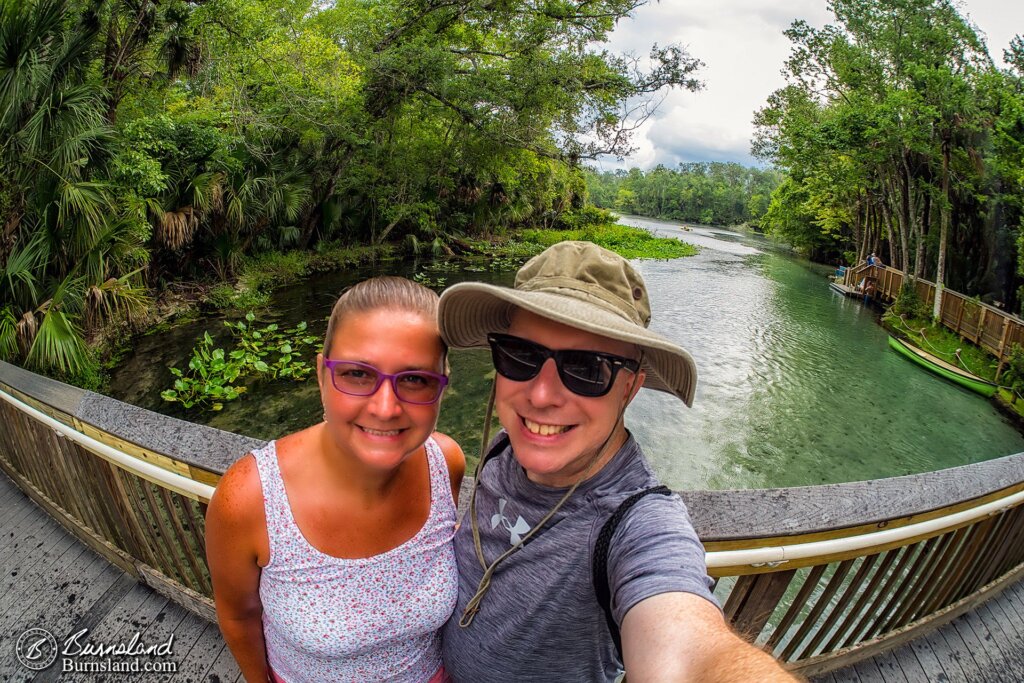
top-left (1, 360), bottom-right (1023, 675)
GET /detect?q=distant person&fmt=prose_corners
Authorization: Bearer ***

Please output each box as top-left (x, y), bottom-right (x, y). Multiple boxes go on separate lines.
top-left (206, 277), bottom-right (465, 683)
top-left (437, 241), bottom-right (797, 682)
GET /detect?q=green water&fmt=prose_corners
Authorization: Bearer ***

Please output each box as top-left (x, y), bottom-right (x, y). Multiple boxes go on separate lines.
top-left (107, 218), bottom-right (1024, 489)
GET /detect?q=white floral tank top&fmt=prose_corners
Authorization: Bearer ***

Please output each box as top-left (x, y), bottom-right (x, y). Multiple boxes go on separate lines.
top-left (253, 438), bottom-right (458, 682)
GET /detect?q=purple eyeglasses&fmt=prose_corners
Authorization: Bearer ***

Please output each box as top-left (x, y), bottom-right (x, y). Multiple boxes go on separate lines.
top-left (322, 359), bottom-right (448, 405)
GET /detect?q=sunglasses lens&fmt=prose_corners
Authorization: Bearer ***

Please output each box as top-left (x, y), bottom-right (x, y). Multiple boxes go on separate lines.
top-left (394, 372), bottom-right (445, 404)
top-left (331, 363), bottom-right (381, 395)
top-left (558, 351), bottom-right (614, 397)
top-left (490, 336), bottom-right (544, 381)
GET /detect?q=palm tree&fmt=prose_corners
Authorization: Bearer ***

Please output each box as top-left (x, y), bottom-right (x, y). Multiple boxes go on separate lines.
top-left (0, 0), bottom-right (149, 377)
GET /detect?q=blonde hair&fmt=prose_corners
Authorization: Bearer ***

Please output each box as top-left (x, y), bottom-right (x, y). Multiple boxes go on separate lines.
top-left (322, 276), bottom-right (445, 360)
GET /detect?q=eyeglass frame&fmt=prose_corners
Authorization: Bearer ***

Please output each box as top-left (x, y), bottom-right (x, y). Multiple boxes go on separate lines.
top-left (486, 333), bottom-right (641, 398)
top-left (321, 358), bottom-right (449, 405)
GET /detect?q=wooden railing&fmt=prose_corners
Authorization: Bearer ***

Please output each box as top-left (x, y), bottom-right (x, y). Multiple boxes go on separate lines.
top-left (2, 360), bottom-right (1024, 676)
top-left (841, 265), bottom-right (1024, 377)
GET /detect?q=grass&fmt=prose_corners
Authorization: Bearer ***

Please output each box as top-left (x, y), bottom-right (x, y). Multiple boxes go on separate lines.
top-left (203, 244), bottom-right (393, 314)
top-left (520, 223), bottom-right (699, 259)
top-left (473, 222), bottom-right (699, 264)
top-left (883, 311), bottom-right (1000, 382)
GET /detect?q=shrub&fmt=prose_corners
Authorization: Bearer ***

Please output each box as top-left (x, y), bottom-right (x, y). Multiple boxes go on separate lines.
top-left (891, 282), bottom-right (931, 319)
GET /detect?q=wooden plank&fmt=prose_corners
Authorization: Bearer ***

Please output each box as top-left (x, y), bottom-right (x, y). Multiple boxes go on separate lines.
top-left (955, 513), bottom-right (1014, 602)
top-left (137, 474), bottom-right (193, 588)
top-left (868, 648), bottom-right (908, 682)
top-left (205, 642), bottom-right (243, 683)
top-left (849, 658), bottom-right (887, 683)
top-left (51, 433), bottom-right (103, 537)
top-left (836, 551), bottom-right (900, 649)
top-left (986, 593), bottom-right (1024, 646)
top-left (140, 599), bottom-right (210, 677)
top-left (955, 603), bottom-right (1015, 682)
top-left (137, 598), bottom-right (189, 650)
top-left (900, 528), bottom-right (967, 624)
top-left (0, 551), bottom-right (115, 672)
top-left (930, 624), bottom-right (979, 682)
top-left (733, 569), bottom-right (794, 643)
top-left (62, 579), bottom-right (153, 683)
top-left (110, 588), bottom-right (171, 643)
top-left (870, 540), bottom-right (936, 639)
top-left (789, 560), bottom-right (855, 660)
top-left (0, 527), bottom-right (79, 623)
top-left (75, 418), bottom-right (195, 478)
top-left (942, 517), bottom-right (1000, 607)
top-left (972, 601), bottom-right (1021, 670)
top-left (817, 555), bottom-right (880, 655)
top-left (138, 564), bottom-right (217, 623)
top-left (107, 465), bottom-right (162, 569)
top-left (767, 564), bottom-right (828, 651)
top-left (907, 631), bottom-right (955, 682)
top-left (171, 620), bottom-right (230, 682)
top-left (949, 612), bottom-right (1009, 682)
top-left (161, 486), bottom-right (211, 595)
top-left (844, 546), bottom-right (916, 647)
top-left (0, 520), bottom-right (75, 607)
top-left (0, 490), bottom-right (55, 556)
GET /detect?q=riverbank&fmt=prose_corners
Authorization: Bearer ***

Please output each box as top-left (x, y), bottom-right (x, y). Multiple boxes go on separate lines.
top-left (86, 221), bottom-right (696, 396)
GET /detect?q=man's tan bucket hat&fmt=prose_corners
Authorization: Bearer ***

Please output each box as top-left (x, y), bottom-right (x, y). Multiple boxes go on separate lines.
top-left (438, 240), bottom-right (698, 406)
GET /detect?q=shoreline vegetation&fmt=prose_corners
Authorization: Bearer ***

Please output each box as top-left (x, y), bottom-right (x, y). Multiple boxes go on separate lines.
top-left (94, 219), bottom-right (697, 398)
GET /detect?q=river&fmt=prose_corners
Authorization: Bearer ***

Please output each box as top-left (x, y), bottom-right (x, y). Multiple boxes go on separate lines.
top-left (108, 217), bottom-right (1024, 490)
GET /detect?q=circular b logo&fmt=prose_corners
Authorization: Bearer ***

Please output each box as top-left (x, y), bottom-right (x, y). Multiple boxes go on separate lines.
top-left (16, 628), bottom-right (58, 671)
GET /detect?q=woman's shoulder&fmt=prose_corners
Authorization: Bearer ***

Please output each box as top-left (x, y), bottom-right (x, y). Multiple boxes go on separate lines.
top-left (207, 450), bottom-right (265, 532)
top-left (431, 432), bottom-right (466, 499)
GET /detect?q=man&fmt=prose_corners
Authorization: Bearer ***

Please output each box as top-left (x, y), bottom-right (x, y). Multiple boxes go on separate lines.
top-left (438, 241), bottom-right (796, 681)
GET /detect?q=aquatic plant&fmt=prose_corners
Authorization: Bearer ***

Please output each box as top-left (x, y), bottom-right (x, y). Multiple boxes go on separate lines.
top-left (161, 313), bottom-right (319, 411)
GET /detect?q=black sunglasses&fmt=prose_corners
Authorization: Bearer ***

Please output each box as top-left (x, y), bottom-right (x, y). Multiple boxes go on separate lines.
top-left (487, 333), bottom-right (641, 398)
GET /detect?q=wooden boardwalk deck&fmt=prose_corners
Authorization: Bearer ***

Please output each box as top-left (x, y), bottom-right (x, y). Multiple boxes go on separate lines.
top-left (0, 470), bottom-right (240, 682)
top-left (2, 468), bottom-right (1022, 682)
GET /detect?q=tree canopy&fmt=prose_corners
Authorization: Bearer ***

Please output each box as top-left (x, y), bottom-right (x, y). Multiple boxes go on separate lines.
top-left (753, 0), bottom-right (1024, 313)
top-left (0, 0), bottom-right (701, 379)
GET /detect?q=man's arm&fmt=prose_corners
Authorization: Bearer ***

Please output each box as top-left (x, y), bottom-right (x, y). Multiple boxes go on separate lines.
top-left (621, 592), bottom-right (800, 682)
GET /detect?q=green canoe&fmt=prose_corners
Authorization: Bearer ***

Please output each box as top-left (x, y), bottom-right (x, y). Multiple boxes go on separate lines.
top-left (888, 336), bottom-right (998, 398)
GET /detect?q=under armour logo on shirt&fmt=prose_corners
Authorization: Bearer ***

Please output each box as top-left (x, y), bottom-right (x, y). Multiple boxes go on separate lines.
top-left (492, 498), bottom-right (530, 545)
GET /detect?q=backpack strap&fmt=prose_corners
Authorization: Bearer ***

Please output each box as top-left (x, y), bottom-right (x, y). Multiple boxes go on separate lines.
top-left (477, 431), bottom-right (510, 473)
top-left (592, 485), bottom-right (672, 663)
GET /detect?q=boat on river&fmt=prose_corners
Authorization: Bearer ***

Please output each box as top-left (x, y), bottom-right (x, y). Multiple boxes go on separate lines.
top-left (888, 335), bottom-right (998, 397)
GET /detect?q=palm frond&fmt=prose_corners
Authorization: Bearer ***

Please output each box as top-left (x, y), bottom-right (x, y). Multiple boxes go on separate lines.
top-left (0, 306), bottom-right (18, 360)
top-left (2, 229), bottom-right (48, 307)
top-left (25, 307), bottom-right (89, 375)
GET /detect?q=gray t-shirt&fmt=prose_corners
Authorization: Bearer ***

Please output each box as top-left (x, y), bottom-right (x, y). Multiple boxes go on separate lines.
top-left (441, 433), bottom-right (716, 682)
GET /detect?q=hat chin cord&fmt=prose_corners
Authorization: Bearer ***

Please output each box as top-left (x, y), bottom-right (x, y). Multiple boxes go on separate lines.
top-left (459, 381), bottom-right (630, 628)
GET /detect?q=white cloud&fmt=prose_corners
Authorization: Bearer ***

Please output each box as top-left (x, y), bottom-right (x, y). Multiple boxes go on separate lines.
top-left (600, 0), bottom-right (1024, 170)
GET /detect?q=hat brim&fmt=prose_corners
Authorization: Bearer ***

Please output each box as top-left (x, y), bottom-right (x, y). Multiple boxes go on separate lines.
top-left (438, 281), bottom-right (697, 406)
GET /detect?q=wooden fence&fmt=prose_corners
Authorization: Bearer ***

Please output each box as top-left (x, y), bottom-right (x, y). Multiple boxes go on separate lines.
top-left (2, 360), bottom-right (1024, 676)
top-left (842, 264), bottom-right (1024, 377)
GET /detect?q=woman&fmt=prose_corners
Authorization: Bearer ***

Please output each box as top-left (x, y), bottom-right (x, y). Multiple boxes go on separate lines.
top-left (206, 276), bottom-right (465, 683)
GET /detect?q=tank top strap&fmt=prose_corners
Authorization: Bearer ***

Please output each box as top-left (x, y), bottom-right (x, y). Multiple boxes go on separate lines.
top-left (423, 436), bottom-right (457, 521)
top-left (251, 441), bottom-right (304, 562)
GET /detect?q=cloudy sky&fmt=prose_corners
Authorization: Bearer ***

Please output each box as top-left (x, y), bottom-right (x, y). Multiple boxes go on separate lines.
top-left (596, 0), bottom-right (1024, 170)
